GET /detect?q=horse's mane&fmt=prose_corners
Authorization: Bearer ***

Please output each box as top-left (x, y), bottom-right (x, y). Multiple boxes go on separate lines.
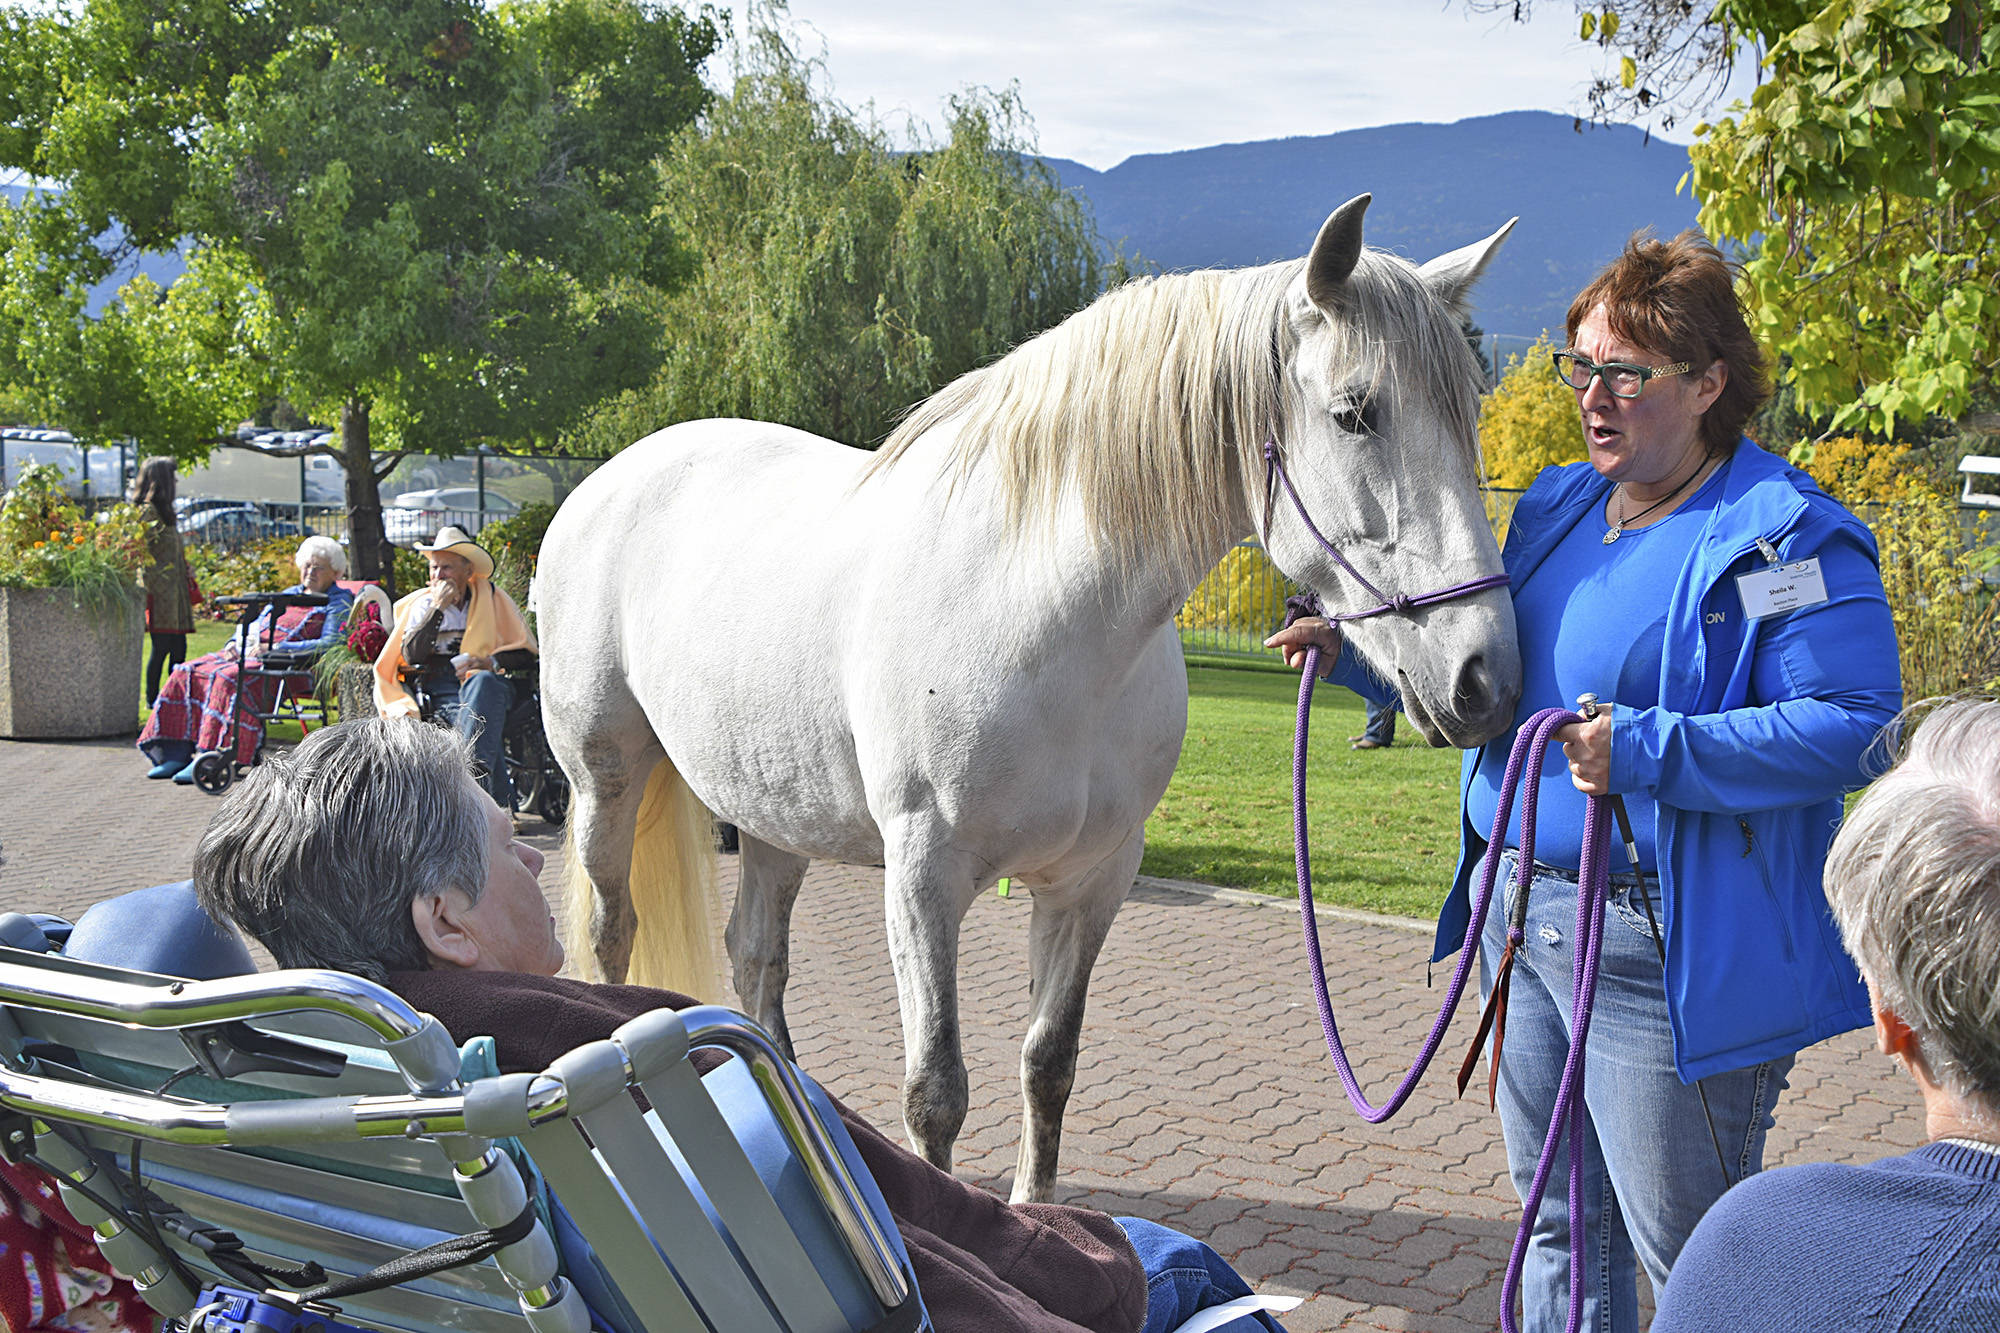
top-left (865, 249), bottom-right (1484, 585)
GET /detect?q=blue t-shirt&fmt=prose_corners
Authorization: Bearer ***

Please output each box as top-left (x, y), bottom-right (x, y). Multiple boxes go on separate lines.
top-left (1464, 468), bottom-right (1723, 870)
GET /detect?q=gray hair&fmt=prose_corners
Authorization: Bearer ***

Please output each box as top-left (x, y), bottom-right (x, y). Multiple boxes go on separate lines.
top-left (294, 535), bottom-right (349, 576)
top-left (194, 719), bottom-right (490, 982)
top-left (1825, 698), bottom-right (2000, 1112)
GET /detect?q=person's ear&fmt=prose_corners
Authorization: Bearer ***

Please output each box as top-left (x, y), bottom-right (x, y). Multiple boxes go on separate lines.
top-left (1874, 1002), bottom-right (1919, 1061)
top-left (1692, 358), bottom-right (1727, 413)
top-left (410, 890), bottom-right (481, 969)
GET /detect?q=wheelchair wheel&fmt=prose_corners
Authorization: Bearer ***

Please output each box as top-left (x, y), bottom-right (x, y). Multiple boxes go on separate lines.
top-left (191, 751), bottom-right (233, 794)
top-left (535, 768), bottom-right (569, 826)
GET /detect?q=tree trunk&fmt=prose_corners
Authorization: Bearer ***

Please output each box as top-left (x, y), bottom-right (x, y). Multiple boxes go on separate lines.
top-left (340, 398), bottom-right (398, 594)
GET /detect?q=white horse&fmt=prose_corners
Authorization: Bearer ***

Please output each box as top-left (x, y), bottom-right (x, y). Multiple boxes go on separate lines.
top-left (537, 195), bottom-right (1522, 1203)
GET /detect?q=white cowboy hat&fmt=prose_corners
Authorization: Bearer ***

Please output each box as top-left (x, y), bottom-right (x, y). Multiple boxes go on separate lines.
top-left (415, 525), bottom-right (495, 580)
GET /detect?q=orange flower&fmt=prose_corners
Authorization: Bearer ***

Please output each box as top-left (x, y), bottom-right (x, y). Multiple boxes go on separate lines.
top-left (32, 541), bottom-right (45, 549)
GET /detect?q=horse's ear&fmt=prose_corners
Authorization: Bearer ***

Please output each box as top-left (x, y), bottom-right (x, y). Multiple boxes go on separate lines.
top-left (1419, 217), bottom-right (1518, 316)
top-left (1304, 194), bottom-right (1371, 311)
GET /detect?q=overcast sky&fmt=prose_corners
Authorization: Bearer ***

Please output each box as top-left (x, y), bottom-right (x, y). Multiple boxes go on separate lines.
top-left (722, 1), bottom-right (1759, 170)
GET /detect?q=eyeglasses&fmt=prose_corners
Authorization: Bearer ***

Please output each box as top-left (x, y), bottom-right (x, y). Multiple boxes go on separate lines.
top-left (1551, 351), bottom-right (1690, 399)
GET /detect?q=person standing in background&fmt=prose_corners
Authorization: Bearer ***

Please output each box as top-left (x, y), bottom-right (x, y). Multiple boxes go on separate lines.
top-left (131, 456), bottom-right (193, 706)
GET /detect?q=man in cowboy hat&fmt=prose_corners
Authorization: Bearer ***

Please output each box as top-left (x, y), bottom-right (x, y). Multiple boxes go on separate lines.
top-left (374, 525), bottom-right (536, 807)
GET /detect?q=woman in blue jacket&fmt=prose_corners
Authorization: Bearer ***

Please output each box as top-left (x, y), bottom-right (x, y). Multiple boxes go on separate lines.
top-left (1271, 232), bottom-right (1901, 1332)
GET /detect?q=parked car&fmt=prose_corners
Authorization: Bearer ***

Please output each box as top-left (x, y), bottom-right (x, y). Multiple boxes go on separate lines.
top-left (177, 504), bottom-right (308, 547)
top-left (384, 487), bottom-right (521, 545)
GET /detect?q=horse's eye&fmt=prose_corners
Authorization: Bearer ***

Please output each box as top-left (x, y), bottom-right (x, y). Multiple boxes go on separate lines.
top-left (1332, 402), bottom-right (1371, 436)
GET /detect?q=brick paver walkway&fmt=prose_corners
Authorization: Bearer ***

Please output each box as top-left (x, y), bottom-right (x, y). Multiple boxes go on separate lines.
top-left (0, 734), bottom-right (1924, 1330)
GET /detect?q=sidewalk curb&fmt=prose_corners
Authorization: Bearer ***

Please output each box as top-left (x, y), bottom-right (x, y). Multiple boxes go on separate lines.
top-left (1132, 873), bottom-right (1432, 934)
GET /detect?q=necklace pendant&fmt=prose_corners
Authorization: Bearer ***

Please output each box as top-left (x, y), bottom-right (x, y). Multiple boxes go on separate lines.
top-left (1602, 525), bottom-right (1622, 545)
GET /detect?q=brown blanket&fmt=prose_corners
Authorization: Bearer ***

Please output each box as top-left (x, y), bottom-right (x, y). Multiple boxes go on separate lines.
top-left (389, 969), bottom-right (1147, 1333)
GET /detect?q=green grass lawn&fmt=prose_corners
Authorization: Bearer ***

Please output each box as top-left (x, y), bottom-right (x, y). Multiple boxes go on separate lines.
top-left (1142, 662), bottom-right (1463, 920)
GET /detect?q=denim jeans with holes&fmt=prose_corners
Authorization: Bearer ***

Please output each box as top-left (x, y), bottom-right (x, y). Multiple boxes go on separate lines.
top-left (1479, 849), bottom-right (1793, 1333)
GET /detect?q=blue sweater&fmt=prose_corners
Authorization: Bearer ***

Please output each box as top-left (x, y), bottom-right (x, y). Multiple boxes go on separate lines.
top-left (1653, 1140), bottom-right (2000, 1331)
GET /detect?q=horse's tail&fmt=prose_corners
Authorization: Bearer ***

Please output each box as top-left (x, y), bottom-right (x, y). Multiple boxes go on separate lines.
top-left (560, 756), bottom-right (722, 999)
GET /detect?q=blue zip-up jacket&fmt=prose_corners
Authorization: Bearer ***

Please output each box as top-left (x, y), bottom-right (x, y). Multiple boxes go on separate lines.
top-left (1327, 441), bottom-right (1901, 1081)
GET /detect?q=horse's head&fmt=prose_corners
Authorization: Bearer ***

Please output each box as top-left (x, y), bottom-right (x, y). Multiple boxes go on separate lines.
top-left (1262, 194), bottom-right (1522, 748)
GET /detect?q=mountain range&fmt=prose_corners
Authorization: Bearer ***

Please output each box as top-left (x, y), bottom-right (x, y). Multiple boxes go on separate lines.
top-left (1046, 110), bottom-right (1702, 360)
top-left (15, 109), bottom-right (1699, 367)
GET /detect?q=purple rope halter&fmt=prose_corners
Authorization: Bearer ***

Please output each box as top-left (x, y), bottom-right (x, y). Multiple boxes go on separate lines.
top-left (1261, 440), bottom-right (1509, 620)
top-left (1290, 664), bottom-right (1611, 1333)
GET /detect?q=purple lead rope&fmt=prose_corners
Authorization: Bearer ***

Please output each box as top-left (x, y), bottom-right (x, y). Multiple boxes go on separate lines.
top-left (1293, 651), bottom-right (1610, 1333)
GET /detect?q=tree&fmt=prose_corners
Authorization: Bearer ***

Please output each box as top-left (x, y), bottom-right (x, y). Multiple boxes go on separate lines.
top-left (1467, 3), bottom-right (1999, 444)
top-left (570, 25), bottom-right (1122, 453)
top-left (0, 0), bottom-right (719, 580)
top-left (1480, 334), bottom-right (1584, 488)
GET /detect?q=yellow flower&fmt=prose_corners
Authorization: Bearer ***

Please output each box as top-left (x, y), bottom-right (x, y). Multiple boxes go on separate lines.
top-left (32, 541), bottom-right (45, 549)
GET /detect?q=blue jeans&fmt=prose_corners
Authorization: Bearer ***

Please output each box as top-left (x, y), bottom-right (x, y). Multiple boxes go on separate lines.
top-left (1116, 1217), bottom-right (1287, 1333)
top-left (1361, 696), bottom-right (1397, 745)
top-left (1478, 850), bottom-right (1792, 1333)
top-left (425, 669), bottom-right (515, 808)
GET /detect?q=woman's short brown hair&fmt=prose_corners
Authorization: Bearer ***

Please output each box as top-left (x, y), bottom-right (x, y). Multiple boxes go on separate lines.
top-left (1565, 230), bottom-right (1769, 455)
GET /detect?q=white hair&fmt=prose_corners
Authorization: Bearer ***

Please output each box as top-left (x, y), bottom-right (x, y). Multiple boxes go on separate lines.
top-left (295, 535), bottom-right (349, 576)
top-left (1825, 698), bottom-right (2000, 1113)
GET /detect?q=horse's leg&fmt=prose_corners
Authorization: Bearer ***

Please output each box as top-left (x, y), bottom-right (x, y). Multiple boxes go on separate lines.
top-left (549, 685), bottom-right (666, 984)
top-left (726, 833), bottom-right (809, 1060)
top-left (1013, 825), bottom-right (1145, 1204)
top-left (882, 833), bottom-right (983, 1174)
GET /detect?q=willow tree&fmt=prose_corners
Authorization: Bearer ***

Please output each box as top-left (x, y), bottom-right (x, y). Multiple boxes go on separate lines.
top-left (1472, 2), bottom-right (1998, 444)
top-left (0, 0), bottom-right (718, 580)
top-left (574, 29), bottom-right (1123, 453)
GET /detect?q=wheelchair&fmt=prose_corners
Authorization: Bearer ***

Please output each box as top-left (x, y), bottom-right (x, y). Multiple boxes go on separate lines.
top-left (405, 649), bottom-right (570, 826)
top-left (184, 592), bottom-right (333, 795)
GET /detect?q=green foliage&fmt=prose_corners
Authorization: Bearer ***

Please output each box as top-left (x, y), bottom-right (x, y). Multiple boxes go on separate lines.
top-left (1690, 2), bottom-right (1998, 436)
top-left (0, 0), bottom-right (719, 574)
top-left (571, 25), bottom-right (1121, 451)
top-left (1478, 334), bottom-right (1583, 489)
top-left (480, 501), bottom-right (556, 603)
top-left (1801, 432), bottom-right (2000, 697)
top-left (0, 462), bottom-right (151, 604)
top-left (183, 536), bottom-right (303, 610)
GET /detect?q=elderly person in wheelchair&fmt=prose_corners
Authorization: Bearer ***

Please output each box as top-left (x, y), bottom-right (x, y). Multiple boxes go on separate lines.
top-left (138, 534), bottom-right (357, 784)
top-left (170, 718), bottom-right (1289, 1333)
top-left (374, 526), bottom-right (535, 809)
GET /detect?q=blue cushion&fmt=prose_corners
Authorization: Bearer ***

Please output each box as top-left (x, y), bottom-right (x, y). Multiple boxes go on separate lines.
top-left (66, 881), bottom-right (256, 979)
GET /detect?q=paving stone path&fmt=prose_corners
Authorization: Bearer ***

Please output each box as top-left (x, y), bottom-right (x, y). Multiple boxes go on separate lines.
top-left (0, 733), bottom-right (1925, 1330)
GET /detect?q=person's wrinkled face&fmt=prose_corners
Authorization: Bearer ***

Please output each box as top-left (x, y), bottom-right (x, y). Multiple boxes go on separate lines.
top-left (296, 553), bottom-right (337, 594)
top-left (454, 789), bottom-right (561, 975)
top-left (427, 550), bottom-right (474, 594)
top-left (1569, 304), bottom-right (1719, 487)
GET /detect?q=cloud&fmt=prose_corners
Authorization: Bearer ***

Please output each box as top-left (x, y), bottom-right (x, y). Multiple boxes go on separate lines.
top-left (722, 0), bottom-right (1746, 169)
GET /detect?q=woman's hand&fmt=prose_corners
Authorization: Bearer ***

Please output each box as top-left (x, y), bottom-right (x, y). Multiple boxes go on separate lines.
top-left (1263, 617), bottom-right (1342, 674)
top-left (1555, 710), bottom-right (1614, 795)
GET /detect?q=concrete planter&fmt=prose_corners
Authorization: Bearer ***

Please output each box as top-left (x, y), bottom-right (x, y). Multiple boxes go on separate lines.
top-left (0, 585), bottom-right (144, 739)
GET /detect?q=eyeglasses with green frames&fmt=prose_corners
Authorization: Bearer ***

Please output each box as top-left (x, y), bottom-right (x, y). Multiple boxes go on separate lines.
top-left (1551, 351), bottom-right (1691, 399)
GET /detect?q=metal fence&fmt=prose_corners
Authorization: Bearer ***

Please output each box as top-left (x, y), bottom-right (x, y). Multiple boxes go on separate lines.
top-left (1178, 489), bottom-right (1529, 660)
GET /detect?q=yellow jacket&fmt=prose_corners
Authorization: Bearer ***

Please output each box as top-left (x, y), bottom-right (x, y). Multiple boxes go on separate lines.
top-left (373, 579), bottom-right (537, 719)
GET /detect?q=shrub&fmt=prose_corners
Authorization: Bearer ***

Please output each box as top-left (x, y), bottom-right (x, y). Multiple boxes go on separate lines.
top-left (480, 502), bottom-right (555, 605)
top-left (184, 536), bottom-right (303, 612)
top-left (1803, 436), bottom-right (2000, 699)
top-left (0, 463), bottom-right (151, 606)
top-left (1177, 543), bottom-right (1293, 636)
top-left (1479, 334), bottom-right (1582, 490)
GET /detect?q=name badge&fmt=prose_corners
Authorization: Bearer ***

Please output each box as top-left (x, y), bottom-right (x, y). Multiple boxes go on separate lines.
top-left (1736, 557), bottom-right (1828, 620)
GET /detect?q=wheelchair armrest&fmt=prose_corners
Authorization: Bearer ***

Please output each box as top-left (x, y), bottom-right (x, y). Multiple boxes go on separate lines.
top-left (493, 649), bottom-right (539, 673)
